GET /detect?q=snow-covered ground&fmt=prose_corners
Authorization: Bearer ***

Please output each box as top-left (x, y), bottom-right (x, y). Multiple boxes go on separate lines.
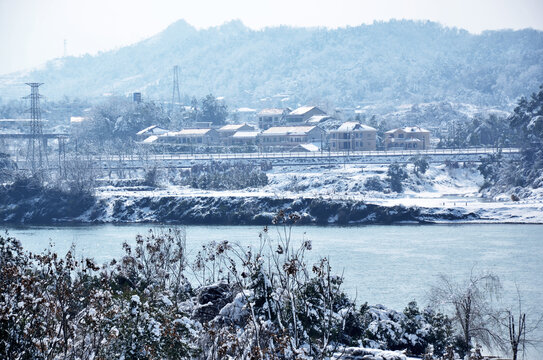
top-left (95, 163), bottom-right (543, 224)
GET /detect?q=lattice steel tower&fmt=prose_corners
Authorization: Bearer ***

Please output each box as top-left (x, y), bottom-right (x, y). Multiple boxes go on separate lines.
top-left (171, 65), bottom-right (181, 113)
top-left (24, 82), bottom-right (47, 172)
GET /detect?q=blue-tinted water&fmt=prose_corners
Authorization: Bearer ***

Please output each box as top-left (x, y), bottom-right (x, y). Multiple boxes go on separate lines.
top-left (3, 223), bottom-right (542, 357)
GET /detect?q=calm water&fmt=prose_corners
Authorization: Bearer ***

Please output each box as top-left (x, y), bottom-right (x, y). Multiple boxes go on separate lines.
top-left (3, 223), bottom-right (543, 356)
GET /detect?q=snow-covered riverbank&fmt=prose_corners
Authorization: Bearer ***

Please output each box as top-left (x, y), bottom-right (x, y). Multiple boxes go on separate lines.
top-left (91, 163), bottom-right (543, 224)
top-left (1, 163), bottom-right (541, 224)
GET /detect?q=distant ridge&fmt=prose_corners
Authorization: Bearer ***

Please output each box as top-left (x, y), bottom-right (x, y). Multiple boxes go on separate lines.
top-left (1, 19), bottom-right (542, 108)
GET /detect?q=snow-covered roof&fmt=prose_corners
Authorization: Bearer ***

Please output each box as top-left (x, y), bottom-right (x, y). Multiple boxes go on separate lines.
top-left (137, 125), bottom-right (168, 136)
top-left (236, 107), bottom-right (256, 113)
top-left (258, 108), bottom-right (284, 116)
top-left (333, 122), bottom-right (376, 132)
top-left (306, 115), bottom-right (331, 124)
top-left (289, 106), bottom-right (319, 116)
top-left (70, 116), bottom-right (85, 123)
top-left (166, 128), bottom-right (215, 136)
top-left (385, 126), bottom-right (430, 134)
top-left (388, 137), bottom-right (422, 143)
top-left (291, 143), bottom-right (320, 152)
top-left (262, 126), bottom-right (319, 136)
top-left (232, 131), bottom-right (259, 138)
top-left (218, 124), bottom-right (253, 132)
top-left (142, 135), bottom-right (158, 143)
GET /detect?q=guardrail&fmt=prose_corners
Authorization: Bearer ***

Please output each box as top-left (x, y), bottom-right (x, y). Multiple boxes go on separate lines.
top-left (12, 147), bottom-right (520, 170)
top-left (93, 147), bottom-right (519, 162)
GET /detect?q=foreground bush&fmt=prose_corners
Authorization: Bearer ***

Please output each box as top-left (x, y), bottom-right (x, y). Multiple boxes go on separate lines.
top-left (1, 217), bottom-right (456, 359)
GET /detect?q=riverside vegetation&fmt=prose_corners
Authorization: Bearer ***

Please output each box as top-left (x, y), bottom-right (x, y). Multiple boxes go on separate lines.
top-left (1, 212), bottom-right (540, 359)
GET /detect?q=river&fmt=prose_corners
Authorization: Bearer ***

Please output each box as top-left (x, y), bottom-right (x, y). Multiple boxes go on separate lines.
top-left (3, 223), bottom-right (543, 356)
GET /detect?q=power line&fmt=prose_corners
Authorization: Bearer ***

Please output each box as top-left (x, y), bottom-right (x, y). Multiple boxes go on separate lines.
top-left (23, 83), bottom-right (48, 173)
top-left (171, 65), bottom-right (181, 114)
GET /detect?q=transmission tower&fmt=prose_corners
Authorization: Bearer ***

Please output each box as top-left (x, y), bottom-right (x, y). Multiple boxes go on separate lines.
top-left (24, 83), bottom-right (47, 172)
top-left (171, 65), bottom-right (181, 113)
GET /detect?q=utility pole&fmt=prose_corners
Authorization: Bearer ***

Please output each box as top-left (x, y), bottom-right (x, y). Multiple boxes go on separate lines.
top-left (171, 65), bottom-right (181, 114)
top-left (24, 83), bottom-right (47, 173)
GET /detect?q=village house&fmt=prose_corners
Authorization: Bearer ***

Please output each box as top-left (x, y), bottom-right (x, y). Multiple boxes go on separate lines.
top-left (230, 131), bottom-right (260, 146)
top-left (218, 123), bottom-right (255, 137)
top-left (306, 114), bottom-right (333, 125)
top-left (152, 128), bottom-right (220, 146)
top-left (329, 122), bottom-right (377, 151)
top-left (260, 125), bottom-right (325, 149)
top-left (290, 143), bottom-right (320, 152)
top-left (218, 123), bottom-right (256, 145)
top-left (136, 125), bottom-right (169, 140)
top-left (284, 106), bottom-right (327, 124)
top-left (234, 107), bottom-right (257, 124)
top-left (257, 108), bottom-right (288, 130)
top-left (384, 126), bottom-right (431, 150)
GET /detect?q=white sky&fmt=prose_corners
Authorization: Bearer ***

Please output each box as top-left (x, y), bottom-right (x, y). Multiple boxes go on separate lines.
top-left (1, 0), bottom-right (542, 75)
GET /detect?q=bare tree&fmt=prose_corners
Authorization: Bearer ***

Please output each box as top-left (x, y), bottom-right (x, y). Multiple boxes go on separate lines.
top-left (62, 152), bottom-right (98, 195)
top-left (429, 270), bottom-right (503, 357)
top-left (500, 286), bottom-right (543, 360)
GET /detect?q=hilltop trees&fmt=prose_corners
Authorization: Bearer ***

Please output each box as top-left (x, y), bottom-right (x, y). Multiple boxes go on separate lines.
top-left (508, 85), bottom-right (543, 188)
top-left (475, 84), bottom-right (543, 196)
top-left (78, 97), bottom-right (170, 149)
top-left (186, 94), bottom-right (228, 126)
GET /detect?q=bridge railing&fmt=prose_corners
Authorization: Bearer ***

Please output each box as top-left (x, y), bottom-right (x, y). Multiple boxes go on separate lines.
top-left (137, 147), bottom-right (519, 162)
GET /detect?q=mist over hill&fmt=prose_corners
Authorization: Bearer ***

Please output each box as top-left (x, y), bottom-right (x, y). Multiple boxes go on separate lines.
top-left (1, 19), bottom-right (542, 109)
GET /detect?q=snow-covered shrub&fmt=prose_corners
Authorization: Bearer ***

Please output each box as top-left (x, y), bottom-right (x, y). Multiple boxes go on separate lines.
top-left (144, 166), bottom-right (159, 187)
top-left (364, 175), bottom-right (385, 192)
top-left (411, 156), bottom-right (429, 175)
top-left (180, 161), bottom-right (268, 190)
top-left (359, 301), bottom-right (453, 357)
top-left (0, 230), bottom-right (198, 360)
top-left (387, 163), bottom-right (408, 192)
top-left (193, 210), bottom-right (355, 359)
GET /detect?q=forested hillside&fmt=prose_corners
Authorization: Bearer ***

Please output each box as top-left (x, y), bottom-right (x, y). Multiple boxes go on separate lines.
top-left (1, 19), bottom-right (542, 108)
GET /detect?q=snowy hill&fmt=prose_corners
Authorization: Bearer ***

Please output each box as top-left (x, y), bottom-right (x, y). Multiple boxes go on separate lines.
top-left (1, 19), bottom-right (542, 108)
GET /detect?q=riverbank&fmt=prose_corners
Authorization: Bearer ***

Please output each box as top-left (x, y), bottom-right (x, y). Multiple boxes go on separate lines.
top-left (2, 191), bottom-right (542, 225)
top-left (1, 163), bottom-right (541, 225)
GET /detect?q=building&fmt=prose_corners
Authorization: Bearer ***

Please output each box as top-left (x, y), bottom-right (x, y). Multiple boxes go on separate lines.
top-left (136, 125), bottom-right (169, 140)
top-left (230, 131), bottom-right (260, 146)
top-left (260, 126), bottom-right (325, 149)
top-left (290, 143), bottom-right (320, 152)
top-left (218, 123), bottom-right (256, 145)
top-left (234, 107), bottom-right (257, 124)
top-left (133, 92), bottom-right (142, 103)
top-left (218, 123), bottom-right (255, 137)
top-left (257, 108), bottom-right (287, 130)
top-left (329, 122), bottom-right (377, 151)
top-left (306, 115), bottom-right (333, 125)
top-left (154, 128), bottom-right (220, 146)
top-left (384, 127), bottom-right (431, 150)
top-left (285, 106), bottom-right (327, 124)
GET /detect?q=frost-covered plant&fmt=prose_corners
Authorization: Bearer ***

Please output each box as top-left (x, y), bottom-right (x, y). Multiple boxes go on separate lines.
top-left (180, 161), bottom-right (268, 190)
top-left (411, 156), bottom-right (429, 175)
top-left (364, 175), bottom-right (385, 192)
top-left (387, 163), bottom-right (408, 192)
top-left (194, 210), bottom-right (354, 359)
top-left (359, 301), bottom-right (453, 357)
top-left (0, 230), bottom-right (198, 360)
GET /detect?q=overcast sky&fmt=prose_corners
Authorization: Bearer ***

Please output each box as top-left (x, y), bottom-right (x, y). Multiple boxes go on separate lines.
top-left (1, 0), bottom-right (542, 75)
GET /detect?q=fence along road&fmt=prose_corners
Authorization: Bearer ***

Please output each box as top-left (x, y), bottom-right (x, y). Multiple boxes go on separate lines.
top-left (14, 147), bottom-right (520, 170)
